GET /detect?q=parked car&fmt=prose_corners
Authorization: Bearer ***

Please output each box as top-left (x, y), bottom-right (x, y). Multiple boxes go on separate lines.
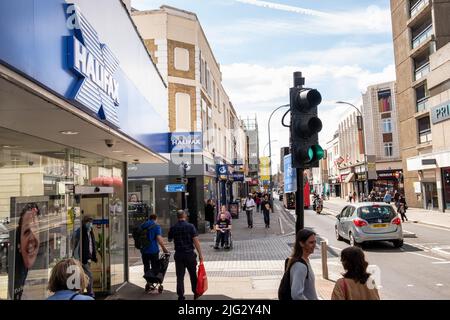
top-left (335, 203), bottom-right (403, 248)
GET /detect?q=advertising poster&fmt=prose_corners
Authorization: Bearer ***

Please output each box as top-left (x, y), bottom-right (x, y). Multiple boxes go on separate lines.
top-left (8, 196), bottom-right (49, 300)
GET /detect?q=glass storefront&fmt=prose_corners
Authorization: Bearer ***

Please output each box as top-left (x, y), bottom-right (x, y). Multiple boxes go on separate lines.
top-left (444, 168), bottom-right (450, 210)
top-left (0, 127), bottom-right (125, 299)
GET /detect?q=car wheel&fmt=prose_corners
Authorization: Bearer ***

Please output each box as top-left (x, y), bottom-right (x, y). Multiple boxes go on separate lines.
top-left (392, 239), bottom-right (404, 248)
top-left (335, 227), bottom-right (343, 241)
top-left (349, 233), bottom-right (360, 247)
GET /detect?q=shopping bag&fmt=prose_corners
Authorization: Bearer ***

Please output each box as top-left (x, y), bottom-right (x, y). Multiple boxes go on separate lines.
top-left (196, 262), bottom-right (208, 296)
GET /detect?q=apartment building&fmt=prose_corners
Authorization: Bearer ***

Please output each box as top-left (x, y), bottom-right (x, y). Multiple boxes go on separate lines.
top-left (362, 82), bottom-right (403, 195)
top-left (391, 0), bottom-right (450, 211)
top-left (130, 6), bottom-right (247, 228)
top-left (326, 131), bottom-right (342, 197)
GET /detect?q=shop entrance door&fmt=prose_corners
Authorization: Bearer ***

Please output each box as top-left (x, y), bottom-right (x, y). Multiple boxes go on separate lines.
top-left (423, 183), bottom-right (438, 210)
top-left (75, 186), bottom-right (113, 295)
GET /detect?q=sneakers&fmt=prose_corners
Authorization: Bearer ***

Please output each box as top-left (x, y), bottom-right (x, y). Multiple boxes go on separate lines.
top-left (145, 283), bottom-right (151, 292)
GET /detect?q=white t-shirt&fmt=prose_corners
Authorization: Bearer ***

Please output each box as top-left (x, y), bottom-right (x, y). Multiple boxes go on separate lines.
top-left (245, 198), bottom-right (256, 210)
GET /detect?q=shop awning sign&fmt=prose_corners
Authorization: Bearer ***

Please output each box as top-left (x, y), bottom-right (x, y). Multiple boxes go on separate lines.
top-left (170, 132), bottom-right (202, 153)
top-left (66, 4), bottom-right (120, 127)
top-left (431, 101), bottom-right (450, 125)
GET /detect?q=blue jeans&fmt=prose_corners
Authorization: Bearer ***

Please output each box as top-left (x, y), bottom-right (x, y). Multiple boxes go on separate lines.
top-left (82, 263), bottom-right (94, 297)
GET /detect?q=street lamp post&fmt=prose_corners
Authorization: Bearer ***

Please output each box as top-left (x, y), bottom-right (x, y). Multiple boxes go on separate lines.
top-left (268, 104), bottom-right (290, 197)
top-left (336, 101), bottom-right (368, 198)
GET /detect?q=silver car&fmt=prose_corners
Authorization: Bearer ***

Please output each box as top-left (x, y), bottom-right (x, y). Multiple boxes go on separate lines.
top-left (335, 203), bottom-right (403, 248)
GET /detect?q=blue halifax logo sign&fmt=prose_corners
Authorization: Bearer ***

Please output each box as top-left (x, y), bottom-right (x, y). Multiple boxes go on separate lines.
top-left (66, 4), bottom-right (120, 127)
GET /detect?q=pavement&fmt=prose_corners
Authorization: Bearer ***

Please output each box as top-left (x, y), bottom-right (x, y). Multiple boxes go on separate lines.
top-left (106, 203), bottom-right (336, 300)
top-left (323, 197), bottom-right (450, 230)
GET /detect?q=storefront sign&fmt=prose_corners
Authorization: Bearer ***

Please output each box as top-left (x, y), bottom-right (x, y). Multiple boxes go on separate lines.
top-left (169, 132), bottom-right (202, 153)
top-left (231, 173), bottom-right (245, 181)
top-left (164, 184), bottom-right (186, 193)
top-left (356, 173), bottom-right (366, 181)
top-left (377, 170), bottom-right (403, 180)
top-left (431, 101), bottom-right (450, 125)
top-left (422, 159), bottom-right (437, 165)
top-left (67, 4), bottom-right (120, 127)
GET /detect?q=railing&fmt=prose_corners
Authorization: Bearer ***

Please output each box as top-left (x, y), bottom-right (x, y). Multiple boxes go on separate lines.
top-left (419, 129), bottom-right (432, 144)
top-left (416, 97), bottom-right (430, 112)
top-left (412, 25), bottom-right (433, 49)
top-left (415, 62), bottom-right (430, 81)
top-left (410, 0), bottom-right (429, 18)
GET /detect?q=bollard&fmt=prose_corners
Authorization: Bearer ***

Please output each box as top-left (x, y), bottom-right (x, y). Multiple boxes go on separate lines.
top-left (321, 240), bottom-right (329, 280)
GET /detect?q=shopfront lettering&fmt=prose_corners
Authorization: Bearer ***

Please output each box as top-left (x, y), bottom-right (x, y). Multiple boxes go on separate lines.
top-left (71, 37), bottom-right (119, 104)
top-left (431, 101), bottom-right (450, 124)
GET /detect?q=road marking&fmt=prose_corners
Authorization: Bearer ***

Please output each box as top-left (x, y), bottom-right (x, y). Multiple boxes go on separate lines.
top-left (328, 245), bottom-right (343, 252)
top-left (407, 284), bottom-right (414, 287)
top-left (431, 247), bottom-right (450, 256)
top-left (436, 284), bottom-right (444, 287)
top-left (432, 261), bottom-right (450, 264)
top-left (407, 252), bottom-right (446, 262)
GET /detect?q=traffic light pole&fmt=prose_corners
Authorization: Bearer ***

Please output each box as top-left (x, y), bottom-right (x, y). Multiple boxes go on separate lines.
top-left (295, 168), bottom-right (304, 233)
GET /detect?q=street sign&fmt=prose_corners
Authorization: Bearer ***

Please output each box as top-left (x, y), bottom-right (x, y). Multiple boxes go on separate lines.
top-left (164, 184), bottom-right (186, 193)
top-left (284, 154), bottom-right (297, 193)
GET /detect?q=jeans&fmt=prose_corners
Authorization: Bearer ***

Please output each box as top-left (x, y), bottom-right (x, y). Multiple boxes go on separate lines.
top-left (263, 211), bottom-right (270, 226)
top-left (174, 253), bottom-right (198, 299)
top-left (246, 210), bottom-right (253, 227)
top-left (215, 230), bottom-right (230, 247)
top-left (82, 263), bottom-right (94, 297)
top-left (142, 253), bottom-right (160, 276)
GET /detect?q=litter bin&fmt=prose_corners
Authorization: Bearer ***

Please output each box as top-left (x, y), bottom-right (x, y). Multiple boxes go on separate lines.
top-left (229, 201), bottom-right (240, 219)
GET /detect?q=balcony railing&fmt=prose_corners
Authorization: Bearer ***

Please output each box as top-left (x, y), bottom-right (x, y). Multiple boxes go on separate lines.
top-left (416, 97), bottom-right (430, 112)
top-left (415, 62), bottom-right (430, 81)
top-left (412, 25), bottom-right (433, 49)
top-left (419, 129), bottom-right (432, 144)
top-left (410, 0), bottom-right (429, 18)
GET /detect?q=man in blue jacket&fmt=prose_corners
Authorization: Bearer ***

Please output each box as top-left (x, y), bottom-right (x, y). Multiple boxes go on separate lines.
top-left (140, 214), bottom-right (169, 292)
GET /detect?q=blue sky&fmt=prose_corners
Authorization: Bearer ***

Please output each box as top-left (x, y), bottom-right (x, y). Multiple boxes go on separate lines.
top-left (132, 0), bottom-right (396, 172)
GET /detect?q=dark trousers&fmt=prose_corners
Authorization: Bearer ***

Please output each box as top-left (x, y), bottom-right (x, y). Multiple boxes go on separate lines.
top-left (246, 210), bottom-right (253, 227)
top-left (263, 211), bottom-right (270, 226)
top-left (256, 203), bottom-right (261, 212)
top-left (175, 253), bottom-right (198, 299)
top-left (216, 230), bottom-right (230, 246)
top-left (142, 253), bottom-right (160, 276)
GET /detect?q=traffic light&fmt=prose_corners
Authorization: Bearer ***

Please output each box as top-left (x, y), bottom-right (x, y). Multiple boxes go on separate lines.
top-left (290, 87), bottom-right (324, 168)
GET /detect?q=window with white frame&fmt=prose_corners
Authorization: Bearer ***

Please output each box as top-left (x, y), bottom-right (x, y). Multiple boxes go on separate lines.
top-left (174, 47), bottom-right (189, 71)
top-left (384, 143), bottom-right (393, 157)
top-left (382, 118), bottom-right (392, 133)
top-left (175, 93), bottom-right (191, 132)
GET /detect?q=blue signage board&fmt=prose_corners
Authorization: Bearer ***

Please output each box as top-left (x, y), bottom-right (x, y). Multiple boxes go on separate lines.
top-left (93, 219), bottom-right (109, 225)
top-left (0, 1), bottom-right (169, 153)
top-left (164, 184), bottom-right (186, 193)
top-left (170, 132), bottom-right (202, 153)
top-left (231, 173), bottom-right (245, 181)
top-left (217, 165), bottom-right (229, 176)
top-left (284, 155), bottom-right (297, 193)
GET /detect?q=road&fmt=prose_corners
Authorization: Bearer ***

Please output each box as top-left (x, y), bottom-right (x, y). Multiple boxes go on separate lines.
top-left (275, 197), bottom-right (450, 300)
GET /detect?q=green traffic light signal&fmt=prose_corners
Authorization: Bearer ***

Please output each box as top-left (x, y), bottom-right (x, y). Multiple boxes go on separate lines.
top-left (306, 145), bottom-right (324, 163)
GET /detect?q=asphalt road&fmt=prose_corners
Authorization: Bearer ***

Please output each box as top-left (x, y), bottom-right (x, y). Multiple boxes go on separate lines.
top-left (275, 197), bottom-right (450, 300)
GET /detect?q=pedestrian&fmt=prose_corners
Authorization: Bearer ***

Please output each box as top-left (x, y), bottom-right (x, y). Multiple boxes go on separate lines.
top-left (348, 192), bottom-right (353, 203)
top-left (73, 214), bottom-right (97, 298)
top-left (397, 195), bottom-right (408, 222)
top-left (140, 214), bottom-right (170, 292)
top-left (218, 205), bottom-right (232, 221)
top-left (353, 191), bottom-right (357, 203)
top-left (46, 258), bottom-right (94, 300)
top-left (255, 196), bottom-right (262, 213)
top-left (243, 194), bottom-right (256, 228)
top-left (393, 190), bottom-right (400, 203)
top-left (331, 247), bottom-right (380, 300)
top-left (383, 191), bottom-right (392, 204)
top-left (205, 199), bottom-right (215, 231)
top-left (326, 190), bottom-right (330, 200)
top-left (286, 229), bottom-right (318, 300)
top-left (261, 195), bottom-right (272, 228)
top-left (214, 213), bottom-right (232, 249)
top-left (168, 210), bottom-right (204, 301)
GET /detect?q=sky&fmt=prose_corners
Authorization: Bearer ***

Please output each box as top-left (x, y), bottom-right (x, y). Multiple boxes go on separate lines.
top-left (132, 0), bottom-right (396, 174)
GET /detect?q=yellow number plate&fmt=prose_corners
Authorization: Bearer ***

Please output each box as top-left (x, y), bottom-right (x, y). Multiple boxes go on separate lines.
top-left (372, 224), bottom-right (388, 228)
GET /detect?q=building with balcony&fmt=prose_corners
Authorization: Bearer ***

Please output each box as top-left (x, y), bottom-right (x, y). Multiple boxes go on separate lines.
top-left (391, 0), bottom-right (450, 211)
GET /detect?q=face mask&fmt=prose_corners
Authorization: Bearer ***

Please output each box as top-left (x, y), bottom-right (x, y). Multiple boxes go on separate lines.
top-left (85, 222), bottom-right (93, 230)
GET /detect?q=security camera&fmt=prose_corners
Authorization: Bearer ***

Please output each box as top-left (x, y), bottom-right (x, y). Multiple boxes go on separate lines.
top-left (105, 139), bottom-right (115, 148)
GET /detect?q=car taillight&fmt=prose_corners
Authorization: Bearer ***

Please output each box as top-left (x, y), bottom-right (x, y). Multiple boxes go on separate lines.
top-left (391, 217), bottom-right (401, 225)
top-left (353, 219), bottom-right (368, 227)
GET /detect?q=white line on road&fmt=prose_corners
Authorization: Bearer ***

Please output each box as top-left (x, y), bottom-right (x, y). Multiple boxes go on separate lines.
top-left (407, 284), bottom-right (414, 287)
top-left (436, 284), bottom-right (444, 287)
top-left (431, 261), bottom-right (450, 264)
top-left (407, 251), bottom-right (446, 262)
top-left (328, 245), bottom-right (342, 252)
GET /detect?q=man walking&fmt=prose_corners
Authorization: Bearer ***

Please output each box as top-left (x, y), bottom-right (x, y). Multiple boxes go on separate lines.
top-left (261, 195), bottom-right (272, 228)
top-left (140, 214), bottom-right (169, 292)
top-left (168, 210), bottom-right (204, 301)
top-left (244, 194), bottom-right (256, 228)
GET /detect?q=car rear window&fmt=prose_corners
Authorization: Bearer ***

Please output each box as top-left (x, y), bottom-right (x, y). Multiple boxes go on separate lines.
top-left (358, 206), bottom-right (396, 222)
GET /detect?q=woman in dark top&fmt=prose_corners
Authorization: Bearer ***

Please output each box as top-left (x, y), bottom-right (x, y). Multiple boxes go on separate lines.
top-left (205, 199), bottom-right (215, 230)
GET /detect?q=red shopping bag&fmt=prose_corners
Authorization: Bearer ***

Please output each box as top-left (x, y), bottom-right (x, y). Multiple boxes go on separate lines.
top-left (196, 262), bottom-right (208, 296)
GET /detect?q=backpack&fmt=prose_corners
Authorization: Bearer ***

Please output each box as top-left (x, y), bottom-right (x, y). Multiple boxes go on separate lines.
top-left (278, 258), bottom-right (309, 300)
top-left (132, 223), bottom-right (157, 250)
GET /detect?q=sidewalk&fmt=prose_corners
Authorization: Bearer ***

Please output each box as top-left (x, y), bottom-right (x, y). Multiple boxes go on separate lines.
top-left (324, 197), bottom-right (450, 230)
top-left (107, 204), bottom-right (336, 300)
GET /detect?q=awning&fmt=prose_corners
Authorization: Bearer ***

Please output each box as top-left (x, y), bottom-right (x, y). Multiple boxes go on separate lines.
top-left (344, 173), bottom-right (355, 183)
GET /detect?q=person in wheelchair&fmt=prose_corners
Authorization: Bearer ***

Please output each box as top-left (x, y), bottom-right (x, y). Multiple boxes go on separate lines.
top-left (214, 213), bottom-right (232, 249)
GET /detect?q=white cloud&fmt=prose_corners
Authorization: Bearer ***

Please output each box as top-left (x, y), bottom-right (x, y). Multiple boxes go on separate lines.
top-left (233, 0), bottom-right (332, 18)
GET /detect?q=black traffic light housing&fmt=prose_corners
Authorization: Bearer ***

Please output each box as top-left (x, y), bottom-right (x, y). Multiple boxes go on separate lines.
top-left (290, 87), bottom-right (324, 169)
